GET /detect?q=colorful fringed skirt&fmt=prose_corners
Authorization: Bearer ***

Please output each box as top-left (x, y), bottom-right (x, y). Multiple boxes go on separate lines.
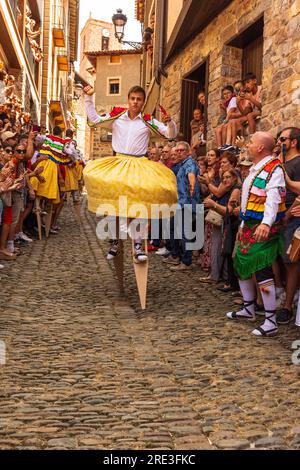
top-left (234, 221), bottom-right (284, 280)
top-left (83, 154), bottom-right (178, 219)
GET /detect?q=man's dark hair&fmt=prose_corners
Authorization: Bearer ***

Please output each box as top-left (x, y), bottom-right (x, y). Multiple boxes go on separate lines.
top-left (243, 72), bottom-right (257, 82)
top-left (281, 127), bottom-right (300, 151)
top-left (128, 86), bottom-right (146, 101)
top-left (222, 85), bottom-right (234, 94)
top-left (66, 129), bottom-right (74, 138)
top-left (53, 126), bottom-right (62, 136)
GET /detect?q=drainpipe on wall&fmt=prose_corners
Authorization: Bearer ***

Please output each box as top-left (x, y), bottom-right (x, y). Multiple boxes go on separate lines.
top-left (154, 0), bottom-right (167, 85)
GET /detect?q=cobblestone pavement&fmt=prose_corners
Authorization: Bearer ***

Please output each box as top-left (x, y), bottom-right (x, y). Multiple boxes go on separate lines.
top-left (0, 203), bottom-right (300, 450)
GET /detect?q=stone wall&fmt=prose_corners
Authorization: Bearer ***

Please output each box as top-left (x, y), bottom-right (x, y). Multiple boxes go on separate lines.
top-left (92, 128), bottom-right (113, 159)
top-left (161, 0), bottom-right (300, 146)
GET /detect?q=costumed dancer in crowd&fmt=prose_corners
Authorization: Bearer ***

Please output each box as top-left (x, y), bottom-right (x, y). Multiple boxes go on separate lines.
top-left (30, 126), bottom-right (77, 234)
top-left (83, 84), bottom-right (178, 263)
top-left (226, 132), bottom-right (286, 337)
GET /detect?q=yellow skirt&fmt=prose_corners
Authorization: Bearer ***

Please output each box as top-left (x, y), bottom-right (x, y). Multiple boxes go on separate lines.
top-left (30, 160), bottom-right (60, 204)
top-left (75, 161), bottom-right (84, 182)
top-left (62, 165), bottom-right (79, 192)
top-left (83, 154), bottom-right (178, 219)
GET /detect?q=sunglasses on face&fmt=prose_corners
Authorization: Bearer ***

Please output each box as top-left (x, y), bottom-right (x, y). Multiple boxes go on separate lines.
top-left (5, 149), bottom-right (13, 154)
top-left (278, 136), bottom-right (291, 143)
top-left (15, 149), bottom-right (26, 154)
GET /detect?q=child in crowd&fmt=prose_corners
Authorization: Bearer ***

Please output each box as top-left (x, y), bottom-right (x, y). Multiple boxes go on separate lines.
top-left (215, 86), bottom-right (240, 150)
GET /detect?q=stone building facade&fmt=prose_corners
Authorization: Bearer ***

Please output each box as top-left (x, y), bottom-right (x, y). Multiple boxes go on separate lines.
top-left (138, 0), bottom-right (300, 147)
top-left (0, 0), bottom-right (79, 130)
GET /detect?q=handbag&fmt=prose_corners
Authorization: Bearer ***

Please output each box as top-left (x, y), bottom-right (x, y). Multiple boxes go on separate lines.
top-left (205, 208), bottom-right (223, 227)
top-left (288, 227), bottom-right (300, 263)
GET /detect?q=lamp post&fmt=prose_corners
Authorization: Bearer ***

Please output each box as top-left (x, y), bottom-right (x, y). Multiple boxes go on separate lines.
top-left (112, 9), bottom-right (152, 51)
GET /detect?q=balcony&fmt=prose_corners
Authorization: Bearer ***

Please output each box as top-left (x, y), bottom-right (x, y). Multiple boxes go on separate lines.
top-left (52, 4), bottom-right (66, 48)
top-left (56, 47), bottom-right (69, 72)
top-left (49, 80), bottom-right (68, 129)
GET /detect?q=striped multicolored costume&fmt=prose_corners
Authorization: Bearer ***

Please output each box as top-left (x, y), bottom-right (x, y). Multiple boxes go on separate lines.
top-left (234, 158), bottom-right (286, 280)
top-left (30, 135), bottom-right (76, 203)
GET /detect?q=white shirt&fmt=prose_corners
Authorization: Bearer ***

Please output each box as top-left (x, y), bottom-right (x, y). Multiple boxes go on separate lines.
top-left (85, 95), bottom-right (177, 156)
top-left (241, 155), bottom-right (285, 227)
top-left (227, 96), bottom-right (237, 113)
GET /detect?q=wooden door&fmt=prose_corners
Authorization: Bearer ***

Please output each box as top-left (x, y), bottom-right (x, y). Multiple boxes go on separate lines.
top-left (180, 78), bottom-right (201, 143)
top-left (243, 36), bottom-right (263, 85)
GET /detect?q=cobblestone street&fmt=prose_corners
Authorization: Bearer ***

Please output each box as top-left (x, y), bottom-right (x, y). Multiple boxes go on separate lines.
top-left (1, 204), bottom-right (300, 450)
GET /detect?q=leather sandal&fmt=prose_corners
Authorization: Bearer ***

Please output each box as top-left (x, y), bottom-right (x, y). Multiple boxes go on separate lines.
top-left (252, 309), bottom-right (278, 337)
top-left (227, 300), bottom-right (256, 321)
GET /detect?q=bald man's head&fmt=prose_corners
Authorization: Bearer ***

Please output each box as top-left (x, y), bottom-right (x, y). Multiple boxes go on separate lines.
top-left (247, 132), bottom-right (275, 162)
top-left (253, 132), bottom-right (275, 152)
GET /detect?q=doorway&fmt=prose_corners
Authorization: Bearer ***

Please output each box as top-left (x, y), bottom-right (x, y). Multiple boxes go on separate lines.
top-left (180, 59), bottom-right (209, 145)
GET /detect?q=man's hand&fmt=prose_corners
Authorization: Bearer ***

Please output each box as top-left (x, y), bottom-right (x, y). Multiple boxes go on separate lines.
top-left (254, 223), bottom-right (270, 243)
top-left (244, 92), bottom-right (253, 101)
top-left (83, 85), bottom-right (94, 95)
top-left (9, 182), bottom-right (23, 191)
top-left (204, 197), bottom-right (215, 209)
top-left (28, 129), bottom-right (37, 141)
top-left (235, 136), bottom-right (246, 148)
top-left (291, 204), bottom-right (300, 218)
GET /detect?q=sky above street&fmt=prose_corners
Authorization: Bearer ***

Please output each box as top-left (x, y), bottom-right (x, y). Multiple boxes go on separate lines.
top-left (79, 0), bottom-right (142, 42)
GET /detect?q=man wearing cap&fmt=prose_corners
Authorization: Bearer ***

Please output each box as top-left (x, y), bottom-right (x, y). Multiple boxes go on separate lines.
top-left (1, 131), bottom-right (18, 147)
top-left (238, 156), bottom-right (253, 182)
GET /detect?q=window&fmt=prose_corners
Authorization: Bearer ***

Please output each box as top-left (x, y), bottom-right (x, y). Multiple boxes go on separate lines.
top-left (108, 78), bottom-right (120, 95)
top-left (102, 37), bottom-right (109, 51)
top-left (228, 17), bottom-right (264, 84)
top-left (109, 55), bottom-right (121, 64)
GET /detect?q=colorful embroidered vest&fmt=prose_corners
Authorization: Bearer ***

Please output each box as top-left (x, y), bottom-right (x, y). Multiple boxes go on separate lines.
top-left (240, 158), bottom-right (286, 223)
top-left (39, 135), bottom-right (72, 166)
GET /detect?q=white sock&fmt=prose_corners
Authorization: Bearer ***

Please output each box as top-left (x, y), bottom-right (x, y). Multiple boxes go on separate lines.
top-left (237, 278), bottom-right (255, 317)
top-left (6, 240), bottom-right (14, 253)
top-left (259, 279), bottom-right (277, 331)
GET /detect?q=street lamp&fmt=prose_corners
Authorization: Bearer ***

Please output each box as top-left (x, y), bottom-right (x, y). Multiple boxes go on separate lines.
top-left (112, 9), bottom-right (152, 51)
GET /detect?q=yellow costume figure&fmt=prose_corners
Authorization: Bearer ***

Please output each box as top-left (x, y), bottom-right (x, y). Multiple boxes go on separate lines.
top-left (83, 96), bottom-right (178, 220)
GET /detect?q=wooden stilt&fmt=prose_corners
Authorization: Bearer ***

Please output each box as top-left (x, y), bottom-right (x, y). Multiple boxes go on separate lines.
top-left (113, 240), bottom-right (124, 293)
top-left (35, 197), bottom-right (42, 241)
top-left (45, 201), bottom-right (53, 238)
top-left (132, 240), bottom-right (149, 310)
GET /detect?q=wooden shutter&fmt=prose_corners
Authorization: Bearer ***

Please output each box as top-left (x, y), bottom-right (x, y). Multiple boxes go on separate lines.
top-left (180, 78), bottom-right (200, 143)
top-left (243, 36), bottom-right (263, 85)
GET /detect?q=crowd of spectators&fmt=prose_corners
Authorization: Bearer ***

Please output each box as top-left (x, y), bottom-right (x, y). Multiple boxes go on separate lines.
top-left (146, 93), bottom-right (300, 331)
top-left (0, 68), bottom-right (85, 276)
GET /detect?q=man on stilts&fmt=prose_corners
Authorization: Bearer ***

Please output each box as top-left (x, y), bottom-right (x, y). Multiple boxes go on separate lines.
top-left (83, 84), bottom-right (178, 263)
top-left (226, 132), bottom-right (286, 337)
